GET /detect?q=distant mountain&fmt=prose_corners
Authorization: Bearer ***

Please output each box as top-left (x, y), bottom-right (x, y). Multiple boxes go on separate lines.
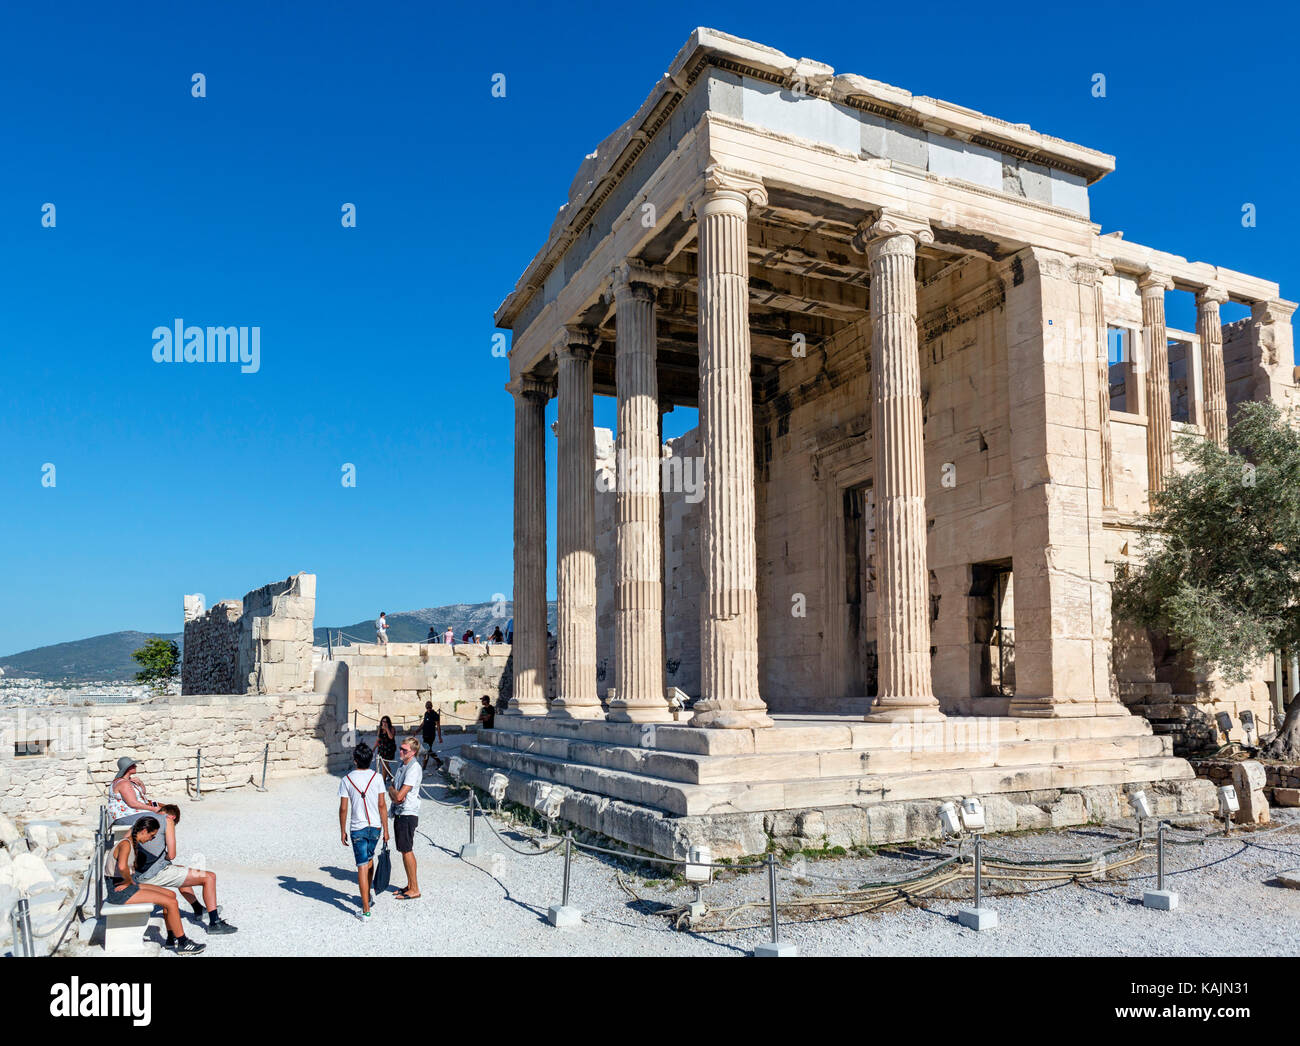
top-left (0, 630), bottom-right (184, 683)
top-left (0, 601), bottom-right (560, 682)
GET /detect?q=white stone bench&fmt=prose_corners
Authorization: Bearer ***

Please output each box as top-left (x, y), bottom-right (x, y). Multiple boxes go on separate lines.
top-left (100, 900), bottom-right (159, 954)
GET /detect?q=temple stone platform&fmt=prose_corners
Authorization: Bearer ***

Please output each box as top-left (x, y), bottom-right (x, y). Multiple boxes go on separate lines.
top-left (458, 713), bottom-right (1216, 859)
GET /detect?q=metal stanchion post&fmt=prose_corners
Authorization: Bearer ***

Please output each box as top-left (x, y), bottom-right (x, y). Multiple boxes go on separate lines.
top-left (93, 830), bottom-right (104, 918)
top-left (958, 833), bottom-right (998, 930)
top-left (257, 743), bottom-right (269, 792)
top-left (194, 749), bottom-right (203, 802)
top-left (460, 790), bottom-right (484, 859)
top-left (1143, 820), bottom-right (1179, 909)
top-left (754, 852), bottom-right (797, 955)
top-left (547, 832), bottom-right (582, 928)
top-left (14, 898), bottom-right (34, 957)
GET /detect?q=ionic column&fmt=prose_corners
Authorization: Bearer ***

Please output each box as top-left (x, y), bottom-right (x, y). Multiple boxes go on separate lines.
top-left (687, 166), bottom-right (772, 729)
top-left (505, 374), bottom-right (551, 716)
top-left (549, 328), bottom-right (601, 719)
top-left (1140, 271), bottom-right (1175, 496)
top-left (1197, 286), bottom-right (1230, 447)
top-left (605, 263), bottom-right (672, 722)
top-left (856, 211), bottom-right (944, 723)
top-left (1090, 262), bottom-right (1116, 509)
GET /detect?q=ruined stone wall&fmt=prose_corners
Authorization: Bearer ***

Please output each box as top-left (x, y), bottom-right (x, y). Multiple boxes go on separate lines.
top-left (331, 642), bottom-right (512, 730)
top-left (181, 598), bottom-right (243, 695)
top-left (181, 573), bottom-right (315, 696)
top-left (0, 690), bottom-right (350, 823)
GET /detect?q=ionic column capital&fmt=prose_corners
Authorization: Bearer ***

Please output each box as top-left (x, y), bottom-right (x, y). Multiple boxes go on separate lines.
top-left (683, 164), bottom-right (767, 221)
top-left (1068, 257), bottom-right (1114, 287)
top-left (852, 209), bottom-right (934, 256)
top-left (1197, 285), bottom-right (1230, 308)
top-left (605, 260), bottom-right (664, 304)
top-left (1138, 270), bottom-right (1175, 296)
top-left (553, 326), bottom-right (598, 362)
top-left (506, 373), bottom-right (553, 403)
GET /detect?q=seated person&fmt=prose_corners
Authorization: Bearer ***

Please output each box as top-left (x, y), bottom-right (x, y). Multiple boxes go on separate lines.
top-left (136, 804), bottom-right (237, 941)
top-left (107, 817), bottom-right (205, 955)
top-left (107, 757), bottom-right (163, 827)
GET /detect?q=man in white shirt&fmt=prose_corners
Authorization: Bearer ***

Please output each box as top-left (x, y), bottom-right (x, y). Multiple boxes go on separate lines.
top-left (338, 742), bottom-right (389, 919)
top-left (384, 736), bottom-right (423, 900)
top-left (376, 612), bottom-right (389, 645)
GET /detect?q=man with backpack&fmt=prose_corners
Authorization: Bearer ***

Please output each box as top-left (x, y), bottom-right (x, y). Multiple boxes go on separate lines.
top-left (338, 742), bottom-right (389, 920)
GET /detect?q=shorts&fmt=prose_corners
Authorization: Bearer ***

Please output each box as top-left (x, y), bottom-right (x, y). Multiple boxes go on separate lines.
top-left (139, 863), bottom-right (192, 889)
top-left (106, 881), bottom-right (140, 905)
top-left (394, 815), bottom-right (418, 854)
top-left (350, 827), bottom-right (382, 867)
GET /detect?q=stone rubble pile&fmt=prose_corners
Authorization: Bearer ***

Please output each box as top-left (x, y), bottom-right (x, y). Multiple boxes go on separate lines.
top-left (0, 809), bottom-right (95, 956)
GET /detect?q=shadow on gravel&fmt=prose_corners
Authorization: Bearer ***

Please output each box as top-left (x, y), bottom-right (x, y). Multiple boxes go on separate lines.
top-left (277, 873), bottom-right (356, 913)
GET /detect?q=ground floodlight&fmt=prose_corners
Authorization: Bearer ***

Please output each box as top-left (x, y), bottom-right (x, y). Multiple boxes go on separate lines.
top-left (1241, 710), bottom-right (1256, 743)
top-left (446, 756), bottom-right (465, 781)
top-left (959, 797), bottom-right (986, 832)
top-left (1215, 711), bottom-right (1234, 738)
top-left (528, 780), bottom-right (553, 809)
top-left (488, 772), bottom-right (508, 804)
top-left (1130, 790), bottom-right (1153, 819)
top-left (685, 844), bottom-right (712, 884)
top-left (540, 789), bottom-right (565, 822)
top-left (938, 801), bottom-right (962, 836)
top-left (1217, 785), bottom-right (1239, 816)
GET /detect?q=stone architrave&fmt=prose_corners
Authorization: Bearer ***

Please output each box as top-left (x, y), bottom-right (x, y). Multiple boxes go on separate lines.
top-left (1196, 286), bottom-right (1230, 447)
top-left (549, 328), bottom-right (602, 719)
top-left (686, 166), bottom-right (772, 729)
top-left (504, 374), bottom-right (551, 716)
top-left (1139, 271), bottom-right (1175, 496)
top-left (855, 211), bottom-right (944, 724)
top-left (607, 263), bottom-right (673, 723)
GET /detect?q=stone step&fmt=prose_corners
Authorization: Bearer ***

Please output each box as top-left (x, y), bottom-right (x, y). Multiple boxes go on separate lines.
top-left (478, 727), bottom-right (1170, 784)
top-left (462, 741), bottom-right (1192, 817)
top-left (486, 712), bottom-right (1156, 758)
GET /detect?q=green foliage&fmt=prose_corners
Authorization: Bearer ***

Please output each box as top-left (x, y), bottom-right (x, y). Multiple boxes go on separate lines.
top-left (132, 637), bottom-right (179, 689)
top-left (1113, 401), bottom-right (1300, 682)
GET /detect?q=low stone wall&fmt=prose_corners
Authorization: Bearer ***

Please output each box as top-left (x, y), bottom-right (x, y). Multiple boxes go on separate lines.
top-left (1192, 757), bottom-right (1300, 808)
top-left (331, 642), bottom-right (511, 730)
top-left (0, 690), bottom-right (350, 824)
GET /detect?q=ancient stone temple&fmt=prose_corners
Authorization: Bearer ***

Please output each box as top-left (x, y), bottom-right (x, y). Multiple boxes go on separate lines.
top-left (468, 29), bottom-right (1295, 857)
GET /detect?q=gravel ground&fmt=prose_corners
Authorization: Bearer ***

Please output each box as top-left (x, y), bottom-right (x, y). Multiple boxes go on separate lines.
top-left (74, 746), bottom-right (1300, 957)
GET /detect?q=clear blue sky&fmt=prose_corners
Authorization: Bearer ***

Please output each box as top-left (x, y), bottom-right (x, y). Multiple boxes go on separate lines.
top-left (1, 0), bottom-right (1294, 655)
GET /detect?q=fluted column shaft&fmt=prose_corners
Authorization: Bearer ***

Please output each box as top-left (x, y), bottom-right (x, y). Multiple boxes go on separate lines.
top-left (1093, 274), bottom-right (1115, 508)
top-left (549, 334), bottom-right (601, 718)
top-left (506, 376), bottom-right (550, 715)
top-left (1141, 272), bottom-right (1175, 496)
top-left (864, 221), bottom-right (943, 723)
top-left (608, 271), bottom-right (671, 722)
top-left (1197, 288), bottom-right (1230, 448)
top-left (689, 169), bottom-right (772, 729)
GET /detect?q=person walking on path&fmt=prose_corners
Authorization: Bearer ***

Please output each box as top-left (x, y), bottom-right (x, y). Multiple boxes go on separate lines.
top-left (107, 817), bottom-right (205, 955)
top-left (137, 803), bottom-right (238, 942)
top-left (376, 611), bottom-right (389, 645)
top-left (375, 715), bottom-right (398, 774)
top-left (384, 737), bottom-right (423, 900)
top-left (107, 756), bottom-right (164, 828)
top-left (338, 743), bottom-right (389, 920)
top-left (420, 701), bottom-right (443, 771)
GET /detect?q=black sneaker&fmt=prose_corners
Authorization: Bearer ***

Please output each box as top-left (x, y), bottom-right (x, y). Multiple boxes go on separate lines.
top-left (207, 916), bottom-right (238, 935)
top-left (174, 937), bottom-right (206, 956)
top-left (165, 932), bottom-right (177, 948)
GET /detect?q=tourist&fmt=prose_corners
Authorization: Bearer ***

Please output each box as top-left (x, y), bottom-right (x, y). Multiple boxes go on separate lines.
top-left (376, 611), bottom-right (389, 645)
top-left (375, 715), bottom-right (398, 774)
top-left (385, 736), bottom-right (423, 900)
top-left (107, 756), bottom-right (163, 828)
top-left (477, 695), bottom-right (495, 731)
top-left (490, 626), bottom-right (504, 644)
top-left (426, 626), bottom-right (437, 643)
top-left (338, 742), bottom-right (389, 920)
top-left (462, 628), bottom-right (475, 644)
top-left (443, 626), bottom-right (455, 646)
top-left (420, 700), bottom-right (443, 769)
top-left (505, 617), bottom-right (513, 644)
top-left (137, 804), bottom-right (237, 941)
top-left (107, 817), bottom-right (205, 955)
